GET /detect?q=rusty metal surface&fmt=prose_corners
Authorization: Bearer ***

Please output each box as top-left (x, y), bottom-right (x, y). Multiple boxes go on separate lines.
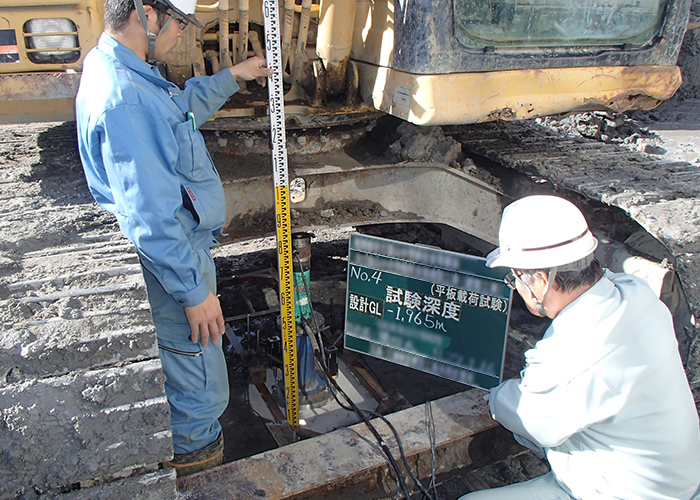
top-left (0, 72), bottom-right (81, 123)
top-left (217, 157), bottom-right (504, 245)
top-left (177, 389), bottom-right (499, 499)
top-left (202, 105), bottom-right (381, 132)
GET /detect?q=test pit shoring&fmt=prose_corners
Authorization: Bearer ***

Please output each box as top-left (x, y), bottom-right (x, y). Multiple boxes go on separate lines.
top-left (292, 240), bottom-right (438, 500)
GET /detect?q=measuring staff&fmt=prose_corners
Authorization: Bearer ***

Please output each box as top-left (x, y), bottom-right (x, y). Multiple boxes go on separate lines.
top-left (263, 0), bottom-right (299, 428)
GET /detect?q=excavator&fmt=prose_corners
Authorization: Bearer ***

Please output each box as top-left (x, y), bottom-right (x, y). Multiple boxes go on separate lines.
top-left (4, 0), bottom-right (689, 245)
top-left (0, 0), bottom-right (690, 127)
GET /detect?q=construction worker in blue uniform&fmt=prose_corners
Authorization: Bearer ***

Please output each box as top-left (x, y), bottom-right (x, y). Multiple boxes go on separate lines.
top-left (461, 195), bottom-right (700, 499)
top-left (75, 0), bottom-right (272, 476)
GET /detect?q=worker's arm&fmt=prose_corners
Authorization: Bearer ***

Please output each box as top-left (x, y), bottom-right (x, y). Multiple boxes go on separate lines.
top-left (183, 56), bottom-right (272, 126)
top-left (488, 365), bottom-right (621, 448)
top-left (228, 56), bottom-right (272, 87)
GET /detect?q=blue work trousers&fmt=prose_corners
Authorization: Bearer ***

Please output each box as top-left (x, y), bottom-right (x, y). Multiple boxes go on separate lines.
top-left (141, 247), bottom-right (229, 455)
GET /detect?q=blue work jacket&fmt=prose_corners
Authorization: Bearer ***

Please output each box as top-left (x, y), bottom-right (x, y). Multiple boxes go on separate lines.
top-left (76, 34), bottom-right (239, 308)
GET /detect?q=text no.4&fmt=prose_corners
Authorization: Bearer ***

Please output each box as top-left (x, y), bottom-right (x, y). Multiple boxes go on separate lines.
top-left (350, 265), bottom-right (382, 285)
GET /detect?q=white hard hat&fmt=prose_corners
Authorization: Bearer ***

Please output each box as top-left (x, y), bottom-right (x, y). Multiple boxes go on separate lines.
top-left (485, 195), bottom-right (598, 269)
top-left (155, 0), bottom-right (202, 28)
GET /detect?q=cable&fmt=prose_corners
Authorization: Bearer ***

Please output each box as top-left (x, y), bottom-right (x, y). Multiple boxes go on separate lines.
top-left (292, 250), bottom-right (436, 500)
top-left (363, 405), bottom-right (436, 500)
top-left (424, 401), bottom-right (438, 500)
top-left (313, 354), bottom-right (413, 498)
top-left (293, 250), bottom-right (410, 497)
top-left (317, 365), bottom-right (436, 500)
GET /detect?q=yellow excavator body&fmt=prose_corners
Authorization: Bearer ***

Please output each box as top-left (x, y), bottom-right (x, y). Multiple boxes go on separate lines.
top-left (0, 0), bottom-right (690, 125)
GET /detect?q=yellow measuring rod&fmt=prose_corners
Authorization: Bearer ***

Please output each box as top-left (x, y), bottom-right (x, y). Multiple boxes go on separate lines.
top-left (263, 0), bottom-right (299, 428)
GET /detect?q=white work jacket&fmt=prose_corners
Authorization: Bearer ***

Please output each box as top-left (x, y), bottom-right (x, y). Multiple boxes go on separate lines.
top-left (489, 271), bottom-right (700, 500)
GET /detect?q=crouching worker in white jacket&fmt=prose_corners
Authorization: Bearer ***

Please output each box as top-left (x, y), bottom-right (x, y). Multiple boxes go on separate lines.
top-left (461, 195), bottom-right (700, 500)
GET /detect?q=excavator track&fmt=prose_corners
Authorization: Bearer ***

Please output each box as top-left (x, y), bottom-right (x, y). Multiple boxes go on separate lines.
top-left (451, 113), bottom-right (700, 404)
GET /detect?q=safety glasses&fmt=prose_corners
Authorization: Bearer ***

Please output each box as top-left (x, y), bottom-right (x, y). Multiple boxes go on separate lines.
top-left (505, 270), bottom-right (533, 292)
top-left (504, 271), bottom-right (518, 290)
top-left (153, 5), bottom-right (190, 31)
top-left (169, 11), bottom-right (189, 30)
top-left (505, 270), bottom-right (542, 304)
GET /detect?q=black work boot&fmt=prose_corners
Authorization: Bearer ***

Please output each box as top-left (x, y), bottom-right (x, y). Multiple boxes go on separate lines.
top-left (165, 432), bottom-right (224, 477)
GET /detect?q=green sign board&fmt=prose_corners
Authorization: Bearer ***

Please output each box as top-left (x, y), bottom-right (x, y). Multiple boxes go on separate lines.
top-left (344, 233), bottom-right (512, 390)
